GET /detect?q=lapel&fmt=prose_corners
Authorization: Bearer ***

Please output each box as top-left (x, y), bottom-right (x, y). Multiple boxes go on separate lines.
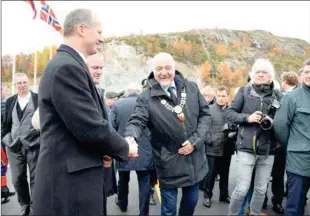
top-left (57, 44), bottom-right (106, 117)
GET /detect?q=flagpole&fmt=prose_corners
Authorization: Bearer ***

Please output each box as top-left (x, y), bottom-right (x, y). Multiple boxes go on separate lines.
top-left (34, 50), bottom-right (37, 92)
top-left (50, 45), bottom-right (52, 60)
top-left (12, 54), bottom-right (16, 95)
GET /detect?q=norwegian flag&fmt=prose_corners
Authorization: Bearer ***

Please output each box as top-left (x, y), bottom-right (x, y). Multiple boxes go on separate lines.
top-left (39, 0), bottom-right (62, 33)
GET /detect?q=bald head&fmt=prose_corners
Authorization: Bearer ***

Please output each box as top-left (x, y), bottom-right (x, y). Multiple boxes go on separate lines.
top-left (201, 85), bottom-right (215, 104)
top-left (152, 52), bottom-right (176, 87)
top-left (87, 54), bottom-right (104, 85)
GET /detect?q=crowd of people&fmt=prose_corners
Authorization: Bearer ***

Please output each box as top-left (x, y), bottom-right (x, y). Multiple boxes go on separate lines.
top-left (1, 8), bottom-right (310, 216)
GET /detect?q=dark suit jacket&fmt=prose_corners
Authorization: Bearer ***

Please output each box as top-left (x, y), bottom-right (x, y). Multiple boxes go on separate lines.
top-left (2, 91), bottom-right (40, 150)
top-left (2, 91), bottom-right (38, 137)
top-left (32, 44), bottom-right (129, 216)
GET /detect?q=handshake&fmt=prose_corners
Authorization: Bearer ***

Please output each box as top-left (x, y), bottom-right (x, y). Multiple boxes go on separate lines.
top-left (125, 136), bottom-right (138, 159)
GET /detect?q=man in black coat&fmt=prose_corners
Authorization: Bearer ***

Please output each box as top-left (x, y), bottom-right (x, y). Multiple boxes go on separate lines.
top-left (86, 54), bottom-right (118, 198)
top-left (31, 9), bottom-right (138, 216)
top-left (111, 83), bottom-right (154, 215)
top-left (124, 52), bottom-right (211, 216)
top-left (2, 73), bottom-right (40, 216)
top-left (203, 86), bottom-right (233, 208)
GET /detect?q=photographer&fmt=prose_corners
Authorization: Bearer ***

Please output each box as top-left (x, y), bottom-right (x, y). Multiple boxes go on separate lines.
top-left (203, 86), bottom-right (235, 208)
top-left (227, 59), bottom-right (281, 215)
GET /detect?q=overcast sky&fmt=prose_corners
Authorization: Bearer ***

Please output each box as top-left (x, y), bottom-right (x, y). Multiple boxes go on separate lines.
top-left (2, 1), bottom-right (310, 55)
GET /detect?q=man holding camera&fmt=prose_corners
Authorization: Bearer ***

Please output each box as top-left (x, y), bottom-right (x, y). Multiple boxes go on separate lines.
top-left (203, 86), bottom-right (234, 208)
top-left (227, 59), bottom-right (281, 215)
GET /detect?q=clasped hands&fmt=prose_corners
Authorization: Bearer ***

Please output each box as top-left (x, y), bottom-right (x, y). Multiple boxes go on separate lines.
top-left (125, 136), bottom-right (139, 159)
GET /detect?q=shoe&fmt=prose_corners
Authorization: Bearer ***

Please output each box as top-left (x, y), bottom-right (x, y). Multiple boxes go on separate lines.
top-left (272, 204), bottom-right (284, 214)
top-left (249, 211), bottom-right (267, 216)
top-left (20, 205), bottom-right (31, 216)
top-left (149, 194), bottom-right (156, 205)
top-left (9, 191), bottom-right (16, 196)
top-left (219, 196), bottom-right (230, 203)
top-left (115, 196), bottom-right (127, 212)
top-left (262, 199), bottom-right (268, 209)
top-left (203, 198), bottom-right (211, 208)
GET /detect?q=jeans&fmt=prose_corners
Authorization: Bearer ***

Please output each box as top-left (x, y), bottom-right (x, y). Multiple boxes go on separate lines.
top-left (160, 183), bottom-right (199, 216)
top-left (285, 172), bottom-right (310, 216)
top-left (228, 151), bottom-right (274, 215)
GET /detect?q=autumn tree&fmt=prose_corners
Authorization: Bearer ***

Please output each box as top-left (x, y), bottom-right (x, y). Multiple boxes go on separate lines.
top-left (242, 35), bottom-right (251, 48)
top-left (199, 61), bottom-right (212, 83)
top-left (215, 44), bottom-right (228, 57)
top-left (272, 45), bottom-right (281, 56)
top-left (231, 40), bottom-right (240, 49)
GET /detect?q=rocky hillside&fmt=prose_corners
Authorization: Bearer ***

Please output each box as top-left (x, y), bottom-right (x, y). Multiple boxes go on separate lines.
top-left (99, 29), bottom-right (310, 91)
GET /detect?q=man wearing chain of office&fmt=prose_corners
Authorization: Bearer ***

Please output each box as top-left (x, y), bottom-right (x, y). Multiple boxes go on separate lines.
top-left (124, 52), bottom-right (211, 216)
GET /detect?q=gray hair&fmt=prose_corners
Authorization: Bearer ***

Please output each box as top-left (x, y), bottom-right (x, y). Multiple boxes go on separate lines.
top-left (250, 58), bottom-right (275, 81)
top-left (63, 9), bottom-right (96, 37)
top-left (125, 83), bottom-right (141, 97)
top-left (151, 52), bottom-right (175, 72)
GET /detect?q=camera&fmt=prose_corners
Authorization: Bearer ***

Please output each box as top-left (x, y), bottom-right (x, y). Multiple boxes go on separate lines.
top-left (259, 99), bottom-right (280, 131)
top-left (223, 123), bottom-right (238, 139)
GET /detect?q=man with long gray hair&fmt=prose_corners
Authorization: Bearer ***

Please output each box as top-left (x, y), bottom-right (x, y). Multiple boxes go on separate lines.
top-left (32, 9), bottom-right (138, 216)
top-left (227, 58), bottom-right (282, 215)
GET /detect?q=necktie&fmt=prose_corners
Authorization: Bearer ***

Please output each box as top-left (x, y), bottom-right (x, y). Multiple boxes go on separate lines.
top-left (168, 87), bottom-right (178, 105)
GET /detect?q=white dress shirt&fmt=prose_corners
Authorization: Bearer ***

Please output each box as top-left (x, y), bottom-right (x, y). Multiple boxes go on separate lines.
top-left (17, 91), bottom-right (31, 111)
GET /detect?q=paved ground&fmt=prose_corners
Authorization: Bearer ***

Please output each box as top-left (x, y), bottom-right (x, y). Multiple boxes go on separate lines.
top-left (2, 155), bottom-right (310, 215)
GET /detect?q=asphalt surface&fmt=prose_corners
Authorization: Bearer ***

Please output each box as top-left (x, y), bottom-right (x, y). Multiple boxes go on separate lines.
top-left (2, 155), bottom-right (310, 215)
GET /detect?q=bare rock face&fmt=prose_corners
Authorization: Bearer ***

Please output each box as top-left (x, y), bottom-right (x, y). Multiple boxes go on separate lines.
top-left (99, 29), bottom-right (310, 91)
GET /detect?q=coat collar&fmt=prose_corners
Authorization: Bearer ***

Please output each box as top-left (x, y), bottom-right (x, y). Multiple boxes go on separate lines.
top-left (57, 44), bottom-right (88, 70)
top-left (147, 70), bottom-right (186, 98)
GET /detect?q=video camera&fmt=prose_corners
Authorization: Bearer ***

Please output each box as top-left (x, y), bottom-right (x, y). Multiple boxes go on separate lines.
top-left (223, 123), bottom-right (238, 140)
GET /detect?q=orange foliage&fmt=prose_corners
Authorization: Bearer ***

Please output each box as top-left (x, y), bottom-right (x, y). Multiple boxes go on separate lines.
top-left (172, 42), bottom-right (192, 56)
top-left (199, 61), bottom-right (212, 83)
top-left (305, 46), bottom-right (310, 55)
top-left (218, 64), bottom-right (232, 80)
top-left (272, 46), bottom-right (281, 55)
top-left (242, 36), bottom-right (251, 48)
top-left (231, 40), bottom-right (240, 49)
top-left (215, 44), bottom-right (228, 57)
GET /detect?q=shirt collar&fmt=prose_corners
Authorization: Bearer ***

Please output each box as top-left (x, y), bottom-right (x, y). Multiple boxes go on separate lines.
top-left (67, 45), bottom-right (86, 63)
top-left (160, 81), bottom-right (176, 91)
top-left (287, 86), bottom-right (296, 92)
top-left (17, 91), bottom-right (31, 101)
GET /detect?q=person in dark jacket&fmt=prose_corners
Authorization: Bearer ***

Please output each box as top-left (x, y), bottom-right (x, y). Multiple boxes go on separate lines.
top-left (142, 77), bottom-right (158, 206)
top-left (86, 54), bottom-right (118, 198)
top-left (1, 82), bottom-right (15, 204)
top-left (124, 52), bottom-right (211, 216)
top-left (203, 86), bottom-right (233, 208)
top-left (2, 73), bottom-right (40, 216)
top-left (274, 58), bottom-right (310, 216)
top-left (227, 58), bottom-right (281, 215)
top-left (31, 9), bottom-right (137, 216)
top-left (111, 83), bottom-right (154, 215)
top-left (269, 70), bottom-right (299, 214)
